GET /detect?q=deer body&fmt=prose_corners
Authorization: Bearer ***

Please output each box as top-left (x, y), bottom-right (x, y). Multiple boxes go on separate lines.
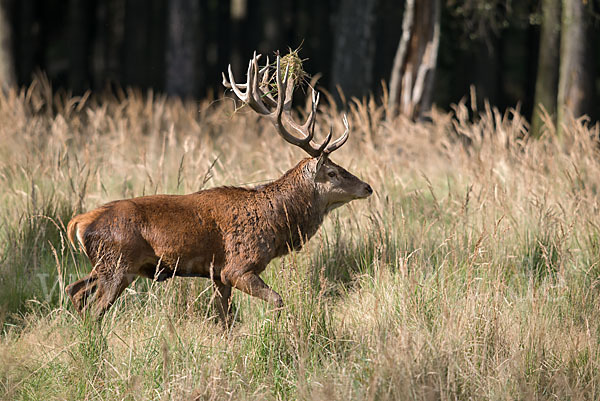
top-left (67, 157), bottom-right (371, 319)
top-left (66, 52), bottom-right (372, 324)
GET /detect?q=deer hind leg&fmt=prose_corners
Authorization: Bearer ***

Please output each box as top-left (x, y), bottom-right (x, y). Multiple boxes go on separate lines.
top-left (67, 260), bottom-right (135, 318)
top-left (212, 280), bottom-right (233, 327)
top-left (91, 269), bottom-right (134, 317)
top-left (66, 272), bottom-right (99, 313)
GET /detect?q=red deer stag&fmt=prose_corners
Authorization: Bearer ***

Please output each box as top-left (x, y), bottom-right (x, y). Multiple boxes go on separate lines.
top-left (66, 52), bottom-right (372, 324)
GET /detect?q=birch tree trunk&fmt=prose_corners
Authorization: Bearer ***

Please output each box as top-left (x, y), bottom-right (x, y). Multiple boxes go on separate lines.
top-left (388, 0), bottom-right (441, 121)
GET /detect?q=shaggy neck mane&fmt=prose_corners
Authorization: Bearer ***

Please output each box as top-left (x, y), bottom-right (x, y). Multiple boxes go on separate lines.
top-left (255, 159), bottom-right (323, 254)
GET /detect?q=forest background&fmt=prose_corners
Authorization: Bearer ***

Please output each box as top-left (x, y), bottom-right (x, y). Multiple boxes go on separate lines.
top-left (1, 0), bottom-right (599, 128)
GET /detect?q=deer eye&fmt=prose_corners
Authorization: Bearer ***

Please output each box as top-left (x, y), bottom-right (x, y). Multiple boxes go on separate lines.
top-left (327, 171), bottom-right (336, 178)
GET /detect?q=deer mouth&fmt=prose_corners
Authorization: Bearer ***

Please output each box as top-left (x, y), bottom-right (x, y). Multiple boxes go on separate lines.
top-left (346, 184), bottom-right (373, 201)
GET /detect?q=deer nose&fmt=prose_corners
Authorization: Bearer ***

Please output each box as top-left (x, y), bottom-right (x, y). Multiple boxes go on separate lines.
top-left (365, 184), bottom-right (373, 194)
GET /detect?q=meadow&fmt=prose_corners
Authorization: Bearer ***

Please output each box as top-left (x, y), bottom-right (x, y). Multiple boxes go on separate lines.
top-left (1, 77), bottom-right (600, 400)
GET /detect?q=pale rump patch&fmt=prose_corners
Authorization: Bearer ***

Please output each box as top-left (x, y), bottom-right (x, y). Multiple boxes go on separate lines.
top-left (76, 226), bottom-right (87, 255)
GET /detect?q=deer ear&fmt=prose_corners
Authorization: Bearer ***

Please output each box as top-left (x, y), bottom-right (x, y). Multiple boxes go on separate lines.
top-left (315, 154), bottom-right (328, 175)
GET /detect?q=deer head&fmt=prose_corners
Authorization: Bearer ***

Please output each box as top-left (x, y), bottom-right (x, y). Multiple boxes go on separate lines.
top-left (223, 53), bottom-right (373, 210)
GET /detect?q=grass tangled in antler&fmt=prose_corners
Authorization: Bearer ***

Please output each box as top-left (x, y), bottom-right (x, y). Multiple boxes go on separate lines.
top-left (267, 47), bottom-right (309, 98)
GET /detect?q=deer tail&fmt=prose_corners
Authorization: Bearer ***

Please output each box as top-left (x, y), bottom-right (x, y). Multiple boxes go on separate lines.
top-left (67, 217), bottom-right (79, 249)
top-left (67, 207), bottom-right (109, 255)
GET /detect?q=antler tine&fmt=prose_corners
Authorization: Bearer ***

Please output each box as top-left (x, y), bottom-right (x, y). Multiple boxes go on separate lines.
top-left (282, 86), bottom-right (319, 129)
top-left (270, 57), bottom-right (319, 155)
top-left (222, 72), bottom-right (244, 89)
top-left (226, 63), bottom-right (247, 101)
top-left (223, 53), bottom-right (266, 90)
top-left (294, 89), bottom-right (320, 144)
top-left (303, 90), bottom-right (319, 133)
top-left (258, 56), bottom-right (278, 108)
top-left (252, 54), bottom-right (277, 109)
top-left (323, 114), bottom-right (350, 155)
top-left (249, 53), bottom-right (260, 102)
top-left (303, 90), bottom-right (319, 139)
top-left (259, 55), bottom-right (270, 76)
top-left (278, 86), bottom-right (321, 146)
top-left (224, 52), bottom-right (274, 116)
top-left (316, 127), bottom-right (333, 154)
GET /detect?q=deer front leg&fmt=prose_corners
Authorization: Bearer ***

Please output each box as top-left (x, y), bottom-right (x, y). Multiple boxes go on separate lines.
top-left (221, 265), bottom-right (283, 308)
top-left (212, 280), bottom-right (233, 327)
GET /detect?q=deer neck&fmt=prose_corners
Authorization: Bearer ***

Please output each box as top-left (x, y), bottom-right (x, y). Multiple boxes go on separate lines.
top-left (258, 161), bottom-right (325, 254)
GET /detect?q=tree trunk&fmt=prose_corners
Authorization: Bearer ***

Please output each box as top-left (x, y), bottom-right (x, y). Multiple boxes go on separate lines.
top-left (0, 0), bottom-right (15, 90)
top-left (13, 0), bottom-right (37, 87)
top-left (531, 0), bottom-right (561, 136)
top-left (166, 0), bottom-right (201, 98)
top-left (103, 0), bottom-right (125, 88)
top-left (146, 0), bottom-right (167, 92)
top-left (258, 1), bottom-right (282, 55)
top-left (330, 0), bottom-right (376, 103)
top-left (216, 0), bottom-right (230, 82)
top-left (95, 0), bottom-right (165, 92)
top-left (123, 0), bottom-right (152, 89)
top-left (68, 0), bottom-right (94, 94)
top-left (388, 0), bottom-right (441, 120)
top-left (557, 0), bottom-right (595, 135)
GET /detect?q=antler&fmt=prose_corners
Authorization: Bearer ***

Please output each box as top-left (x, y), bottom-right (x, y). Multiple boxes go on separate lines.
top-left (222, 52), bottom-right (349, 158)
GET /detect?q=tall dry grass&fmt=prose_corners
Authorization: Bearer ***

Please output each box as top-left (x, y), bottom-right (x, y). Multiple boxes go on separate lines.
top-left (1, 78), bottom-right (600, 400)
